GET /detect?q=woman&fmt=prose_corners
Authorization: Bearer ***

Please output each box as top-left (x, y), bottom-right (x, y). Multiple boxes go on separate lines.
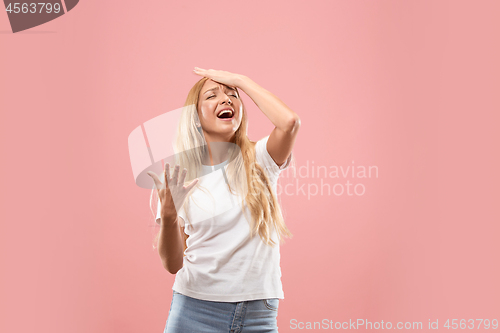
top-left (147, 67), bottom-right (300, 332)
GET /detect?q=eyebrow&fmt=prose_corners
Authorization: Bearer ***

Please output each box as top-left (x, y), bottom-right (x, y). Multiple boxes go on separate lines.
top-left (203, 86), bottom-right (237, 95)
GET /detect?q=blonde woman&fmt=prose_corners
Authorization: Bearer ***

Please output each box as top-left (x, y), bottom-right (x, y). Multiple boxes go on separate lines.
top-left (147, 67), bottom-right (300, 332)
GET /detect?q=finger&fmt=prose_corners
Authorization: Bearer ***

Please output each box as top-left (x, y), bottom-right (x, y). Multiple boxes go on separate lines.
top-left (179, 168), bottom-right (188, 185)
top-left (172, 165), bottom-right (180, 185)
top-left (147, 171), bottom-right (161, 190)
top-left (162, 167), bottom-right (169, 189)
top-left (193, 67), bottom-right (205, 76)
top-left (185, 178), bottom-right (199, 193)
top-left (165, 163), bottom-right (171, 181)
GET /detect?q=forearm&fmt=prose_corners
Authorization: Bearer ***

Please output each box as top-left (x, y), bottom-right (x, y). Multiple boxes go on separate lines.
top-left (237, 75), bottom-right (300, 131)
top-left (158, 215), bottom-right (184, 274)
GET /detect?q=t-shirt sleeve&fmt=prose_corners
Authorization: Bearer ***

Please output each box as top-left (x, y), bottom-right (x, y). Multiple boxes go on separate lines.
top-left (155, 198), bottom-right (162, 223)
top-left (255, 135), bottom-right (293, 183)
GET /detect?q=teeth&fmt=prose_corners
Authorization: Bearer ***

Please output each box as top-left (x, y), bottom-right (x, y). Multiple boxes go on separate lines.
top-left (217, 110), bottom-right (233, 117)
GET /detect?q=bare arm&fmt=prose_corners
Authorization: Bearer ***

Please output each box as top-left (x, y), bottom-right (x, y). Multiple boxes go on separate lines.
top-left (148, 164), bottom-right (198, 275)
top-left (158, 215), bottom-right (184, 274)
top-left (237, 75), bottom-right (300, 166)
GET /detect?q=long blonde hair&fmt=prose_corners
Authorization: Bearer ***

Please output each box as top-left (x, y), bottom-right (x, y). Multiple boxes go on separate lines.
top-left (151, 77), bottom-right (293, 251)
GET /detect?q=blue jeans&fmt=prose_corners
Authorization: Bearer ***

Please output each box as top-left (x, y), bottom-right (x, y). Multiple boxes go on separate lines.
top-left (164, 290), bottom-right (279, 332)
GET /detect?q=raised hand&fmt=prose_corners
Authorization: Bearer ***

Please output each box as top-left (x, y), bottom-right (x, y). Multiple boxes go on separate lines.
top-left (193, 67), bottom-right (244, 88)
top-left (147, 164), bottom-right (199, 223)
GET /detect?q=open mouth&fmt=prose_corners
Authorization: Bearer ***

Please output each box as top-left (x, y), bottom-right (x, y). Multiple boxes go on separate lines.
top-left (217, 109), bottom-right (234, 120)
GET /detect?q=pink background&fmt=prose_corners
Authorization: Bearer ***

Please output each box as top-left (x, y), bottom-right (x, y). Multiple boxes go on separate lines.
top-left (1, 0), bottom-right (499, 332)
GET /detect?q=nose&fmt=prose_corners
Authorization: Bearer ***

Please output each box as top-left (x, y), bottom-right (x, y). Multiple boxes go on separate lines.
top-left (220, 94), bottom-right (232, 105)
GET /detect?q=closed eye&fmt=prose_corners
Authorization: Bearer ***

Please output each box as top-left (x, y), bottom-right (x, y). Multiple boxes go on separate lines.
top-left (207, 94), bottom-right (238, 99)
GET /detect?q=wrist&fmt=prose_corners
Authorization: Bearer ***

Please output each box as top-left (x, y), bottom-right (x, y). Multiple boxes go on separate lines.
top-left (236, 74), bottom-right (252, 90)
top-left (160, 214), bottom-right (178, 226)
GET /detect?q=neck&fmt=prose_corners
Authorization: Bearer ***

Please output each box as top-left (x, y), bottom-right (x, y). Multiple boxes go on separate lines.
top-left (202, 133), bottom-right (234, 166)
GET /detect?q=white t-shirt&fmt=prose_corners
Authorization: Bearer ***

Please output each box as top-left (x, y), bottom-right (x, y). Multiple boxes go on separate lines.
top-left (156, 135), bottom-right (292, 302)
